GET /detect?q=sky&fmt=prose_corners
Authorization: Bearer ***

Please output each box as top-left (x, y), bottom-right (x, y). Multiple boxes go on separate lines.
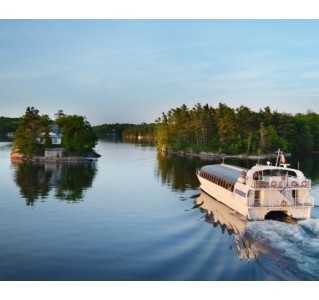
top-left (1, 17), bottom-right (319, 125)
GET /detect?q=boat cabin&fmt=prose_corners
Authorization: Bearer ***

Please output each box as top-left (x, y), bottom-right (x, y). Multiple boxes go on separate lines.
top-left (246, 165), bottom-right (310, 189)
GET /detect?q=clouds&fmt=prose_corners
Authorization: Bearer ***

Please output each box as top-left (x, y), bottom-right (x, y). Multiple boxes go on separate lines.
top-left (1, 20), bottom-right (319, 124)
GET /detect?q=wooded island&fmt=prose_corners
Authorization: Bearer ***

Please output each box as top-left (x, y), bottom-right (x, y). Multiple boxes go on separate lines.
top-left (10, 107), bottom-right (99, 160)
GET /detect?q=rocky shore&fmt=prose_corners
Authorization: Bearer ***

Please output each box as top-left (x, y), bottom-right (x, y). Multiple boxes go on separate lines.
top-left (30, 156), bottom-right (98, 162)
top-left (10, 147), bottom-right (100, 163)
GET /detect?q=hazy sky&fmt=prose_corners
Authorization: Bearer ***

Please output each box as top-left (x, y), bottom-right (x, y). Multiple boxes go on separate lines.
top-left (1, 19), bottom-right (319, 125)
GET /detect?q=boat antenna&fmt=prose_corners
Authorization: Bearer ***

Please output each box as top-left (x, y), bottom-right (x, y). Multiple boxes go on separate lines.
top-left (257, 149), bottom-right (260, 165)
top-left (275, 148), bottom-right (280, 167)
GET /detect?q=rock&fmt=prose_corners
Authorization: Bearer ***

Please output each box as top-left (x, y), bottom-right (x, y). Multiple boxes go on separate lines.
top-left (10, 152), bottom-right (26, 160)
top-left (10, 146), bottom-right (26, 160)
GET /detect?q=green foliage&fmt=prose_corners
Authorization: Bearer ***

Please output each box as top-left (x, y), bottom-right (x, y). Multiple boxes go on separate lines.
top-left (93, 123), bottom-right (133, 137)
top-left (13, 107), bottom-right (52, 157)
top-left (122, 122), bottom-right (155, 140)
top-left (13, 107), bottom-right (98, 157)
top-left (0, 116), bottom-right (20, 134)
top-left (155, 102), bottom-right (319, 154)
top-left (93, 123), bottom-right (156, 141)
top-left (55, 113), bottom-right (98, 155)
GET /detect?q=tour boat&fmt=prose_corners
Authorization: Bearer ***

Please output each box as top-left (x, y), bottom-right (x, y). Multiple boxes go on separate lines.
top-left (196, 156), bottom-right (314, 220)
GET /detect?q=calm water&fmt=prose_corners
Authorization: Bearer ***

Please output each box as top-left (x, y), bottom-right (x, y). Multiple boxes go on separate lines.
top-left (1, 139), bottom-right (319, 281)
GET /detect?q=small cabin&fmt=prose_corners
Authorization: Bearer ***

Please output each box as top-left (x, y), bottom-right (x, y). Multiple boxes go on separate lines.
top-left (45, 148), bottom-right (66, 158)
top-left (37, 124), bottom-right (62, 145)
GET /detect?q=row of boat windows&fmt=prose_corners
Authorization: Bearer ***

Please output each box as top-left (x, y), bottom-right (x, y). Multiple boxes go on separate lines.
top-left (200, 171), bottom-right (235, 191)
top-left (253, 169), bottom-right (297, 178)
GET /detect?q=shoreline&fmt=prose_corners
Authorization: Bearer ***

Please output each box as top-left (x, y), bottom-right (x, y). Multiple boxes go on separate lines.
top-left (162, 149), bottom-right (292, 161)
top-left (30, 156), bottom-right (98, 162)
top-left (10, 149), bottom-right (100, 163)
top-left (11, 155), bottom-right (99, 163)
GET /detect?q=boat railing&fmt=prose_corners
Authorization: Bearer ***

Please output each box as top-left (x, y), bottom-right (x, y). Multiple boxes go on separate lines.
top-left (297, 196), bottom-right (315, 207)
top-left (247, 196), bottom-right (314, 208)
top-left (248, 177), bottom-right (311, 189)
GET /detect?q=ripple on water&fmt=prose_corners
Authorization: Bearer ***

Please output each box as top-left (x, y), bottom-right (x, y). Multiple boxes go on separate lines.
top-left (244, 217), bottom-right (319, 280)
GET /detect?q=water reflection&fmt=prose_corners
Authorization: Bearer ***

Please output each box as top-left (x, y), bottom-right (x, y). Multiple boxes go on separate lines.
top-left (156, 151), bottom-right (319, 191)
top-left (289, 154), bottom-right (319, 183)
top-left (195, 192), bottom-right (257, 261)
top-left (12, 161), bottom-right (97, 205)
top-left (156, 152), bottom-right (204, 191)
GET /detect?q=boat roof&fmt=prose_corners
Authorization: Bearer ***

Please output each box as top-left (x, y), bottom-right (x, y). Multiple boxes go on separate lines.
top-left (200, 164), bottom-right (247, 185)
top-left (201, 163), bottom-right (307, 181)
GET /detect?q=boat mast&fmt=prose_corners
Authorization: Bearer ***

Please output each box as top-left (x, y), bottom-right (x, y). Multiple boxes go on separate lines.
top-left (275, 148), bottom-right (280, 166)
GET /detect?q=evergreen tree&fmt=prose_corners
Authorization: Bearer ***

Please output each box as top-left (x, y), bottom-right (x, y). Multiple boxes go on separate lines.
top-left (13, 107), bottom-right (51, 157)
top-left (216, 103), bottom-right (238, 152)
top-left (299, 125), bottom-right (314, 151)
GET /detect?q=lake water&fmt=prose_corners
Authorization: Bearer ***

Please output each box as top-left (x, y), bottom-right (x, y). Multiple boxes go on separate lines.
top-left (1, 139), bottom-right (319, 281)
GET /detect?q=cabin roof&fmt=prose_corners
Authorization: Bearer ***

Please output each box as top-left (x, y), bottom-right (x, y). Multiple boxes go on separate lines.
top-left (200, 164), bottom-right (246, 184)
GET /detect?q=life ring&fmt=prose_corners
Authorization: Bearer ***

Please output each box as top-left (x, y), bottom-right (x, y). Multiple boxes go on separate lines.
top-left (291, 181), bottom-right (297, 187)
top-left (302, 180), bottom-right (307, 187)
top-left (271, 181), bottom-right (276, 187)
top-left (281, 200), bottom-right (287, 207)
top-left (259, 181), bottom-right (266, 188)
top-left (241, 170), bottom-right (246, 177)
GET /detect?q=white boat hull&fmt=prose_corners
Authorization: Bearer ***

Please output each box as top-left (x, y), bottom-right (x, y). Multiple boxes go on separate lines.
top-left (197, 174), bottom-right (312, 221)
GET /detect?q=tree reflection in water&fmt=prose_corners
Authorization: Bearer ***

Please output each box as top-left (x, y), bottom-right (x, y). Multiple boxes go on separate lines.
top-left (156, 151), bottom-right (213, 191)
top-left (156, 151), bottom-right (319, 192)
top-left (13, 161), bottom-right (97, 205)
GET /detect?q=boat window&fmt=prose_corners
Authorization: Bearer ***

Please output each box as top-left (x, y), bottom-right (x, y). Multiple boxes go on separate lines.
top-left (281, 170), bottom-right (297, 178)
top-left (272, 170), bottom-right (282, 176)
top-left (263, 169), bottom-right (271, 176)
top-left (200, 165), bottom-right (242, 192)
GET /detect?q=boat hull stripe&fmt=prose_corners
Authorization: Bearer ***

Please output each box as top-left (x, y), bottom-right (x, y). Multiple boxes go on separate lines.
top-left (235, 189), bottom-right (246, 198)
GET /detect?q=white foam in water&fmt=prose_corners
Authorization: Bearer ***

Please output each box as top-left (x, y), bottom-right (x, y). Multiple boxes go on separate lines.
top-left (299, 218), bottom-right (319, 236)
top-left (245, 218), bottom-right (319, 280)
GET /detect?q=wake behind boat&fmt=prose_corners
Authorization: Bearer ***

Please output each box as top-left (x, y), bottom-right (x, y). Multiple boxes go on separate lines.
top-left (195, 192), bottom-right (256, 261)
top-left (196, 154), bottom-right (314, 220)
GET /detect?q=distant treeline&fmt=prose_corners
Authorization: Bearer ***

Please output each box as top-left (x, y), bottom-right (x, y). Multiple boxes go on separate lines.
top-left (4, 102), bottom-right (319, 155)
top-left (0, 117), bottom-right (20, 134)
top-left (155, 103), bottom-right (319, 154)
top-left (94, 123), bottom-right (156, 140)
